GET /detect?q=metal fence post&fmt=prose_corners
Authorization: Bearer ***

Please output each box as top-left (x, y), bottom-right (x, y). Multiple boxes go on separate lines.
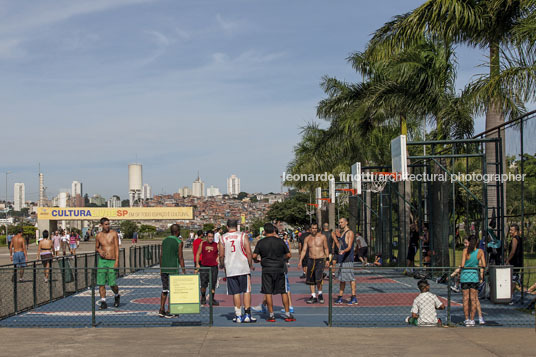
top-left (74, 254), bottom-right (78, 292)
top-left (33, 261), bottom-right (37, 308)
top-left (85, 254), bottom-right (88, 288)
top-left (122, 248), bottom-right (126, 276)
top-left (13, 268), bottom-right (18, 313)
top-left (91, 268), bottom-right (96, 327)
top-left (447, 266), bottom-right (452, 326)
top-left (328, 266), bottom-right (332, 327)
top-left (61, 257), bottom-right (66, 298)
top-left (49, 266), bottom-right (53, 303)
top-left (208, 267), bottom-right (213, 326)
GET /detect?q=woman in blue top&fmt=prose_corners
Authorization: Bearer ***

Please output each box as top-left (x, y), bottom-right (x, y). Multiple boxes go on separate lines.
top-left (460, 235), bottom-right (486, 326)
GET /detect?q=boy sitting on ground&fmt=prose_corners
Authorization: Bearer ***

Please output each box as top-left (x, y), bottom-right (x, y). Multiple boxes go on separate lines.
top-left (406, 279), bottom-right (445, 326)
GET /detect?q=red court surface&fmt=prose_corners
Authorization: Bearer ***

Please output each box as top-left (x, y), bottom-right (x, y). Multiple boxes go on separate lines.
top-left (217, 275), bottom-right (397, 285)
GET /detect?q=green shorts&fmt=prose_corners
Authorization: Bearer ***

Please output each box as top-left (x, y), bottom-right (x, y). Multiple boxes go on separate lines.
top-left (97, 258), bottom-right (117, 287)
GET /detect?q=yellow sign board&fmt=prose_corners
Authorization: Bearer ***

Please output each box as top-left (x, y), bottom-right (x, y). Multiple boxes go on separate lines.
top-left (37, 207), bottom-right (194, 221)
top-left (241, 213), bottom-right (246, 224)
top-left (169, 274), bottom-right (200, 314)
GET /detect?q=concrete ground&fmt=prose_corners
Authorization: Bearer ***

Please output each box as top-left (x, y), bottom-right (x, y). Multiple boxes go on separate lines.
top-left (1, 327), bottom-right (535, 356)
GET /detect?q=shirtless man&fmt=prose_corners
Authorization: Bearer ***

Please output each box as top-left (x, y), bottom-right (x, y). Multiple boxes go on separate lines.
top-left (95, 217), bottom-right (120, 309)
top-left (299, 223), bottom-right (329, 304)
top-left (9, 228), bottom-right (27, 282)
top-left (333, 218), bottom-right (357, 305)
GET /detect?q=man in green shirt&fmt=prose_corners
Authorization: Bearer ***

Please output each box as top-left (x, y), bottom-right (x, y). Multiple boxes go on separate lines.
top-left (159, 224), bottom-right (186, 318)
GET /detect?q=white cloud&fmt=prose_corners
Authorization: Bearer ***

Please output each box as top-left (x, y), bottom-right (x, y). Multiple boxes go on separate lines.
top-left (0, 0), bottom-right (156, 35)
top-left (216, 13), bottom-right (239, 33)
top-left (0, 38), bottom-right (24, 59)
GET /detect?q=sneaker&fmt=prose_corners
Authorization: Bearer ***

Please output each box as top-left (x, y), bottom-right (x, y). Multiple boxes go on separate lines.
top-left (464, 319), bottom-right (474, 327)
top-left (158, 310), bottom-right (166, 318)
top-left (242, 313), bottom-right (257, 323)
top-left (211, 299), bottom-right (219, 306)
top-left (318, 294), bottom-right (324, 304)
top-left (252, 304), bottom-right (267, 313)
top-left (335, 296), bottom-right (343, 304)
top-left (450, 285), bottom-right (460, 293)
top-left (166, 311), bottom-right (178, 318)
top-left (284, 314), bottom-right (296, 322)
top-left (478, 317), bottom-right (485, 325)
top-left (281, 307), bottom-right (295, 313)
top-left (266, 315), bottom-right (276, 322)
top-left (200, 296), bottom-right (207, 305)
top-left (99, 301), bottom-right (108, 310)
top-left (114, 295), bottom-right (120, 308)
top-left (348, 296), bottom-right (358, 305)
top-left (233, 315), bottom-right (242, 323)
top-left (306, 296), bottom-right (318, 304)
top-left (405, 316), bottom-right (410, 323)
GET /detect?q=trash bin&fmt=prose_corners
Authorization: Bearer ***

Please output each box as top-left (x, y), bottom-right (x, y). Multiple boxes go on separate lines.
top-left (489, 265), bottom-right (512, 304)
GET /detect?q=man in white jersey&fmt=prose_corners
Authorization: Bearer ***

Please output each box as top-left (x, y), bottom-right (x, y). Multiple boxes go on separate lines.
top-left (219, 219), bottom-right (256, 323)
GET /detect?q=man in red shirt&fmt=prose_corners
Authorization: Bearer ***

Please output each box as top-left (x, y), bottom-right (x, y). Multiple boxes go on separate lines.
top-left (196, 231), bottom-right (219, 305)
top-left (192, 230), bottom-right (204, 266)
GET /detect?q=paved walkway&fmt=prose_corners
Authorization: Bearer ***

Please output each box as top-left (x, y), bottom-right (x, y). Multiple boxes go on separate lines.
top-left (2, 327), bottom-right (535, 356)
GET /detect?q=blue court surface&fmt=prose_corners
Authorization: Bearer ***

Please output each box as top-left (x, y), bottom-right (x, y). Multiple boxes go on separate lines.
top-left (1, 258), bottom-right (534, 328)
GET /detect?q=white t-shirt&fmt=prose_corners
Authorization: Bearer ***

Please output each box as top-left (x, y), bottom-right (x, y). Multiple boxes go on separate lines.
top-left (61, 234), bottom-right (69, 242)
top-left (214, 231), bottom-right (221, 244)
top-left (411, 292), bottom-right (442, 326)
top-left (221, 231), bottom-right (250, 277)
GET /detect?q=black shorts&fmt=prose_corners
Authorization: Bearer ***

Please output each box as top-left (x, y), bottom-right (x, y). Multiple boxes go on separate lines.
top-left (461, 282), bottom-right (479, 290)
top-left (200, 265), bottom-right (218, 290)
top-left (407, 245), bottom-right (417, 260)
top-left (261, 271), bottom-right (286, 294)
top-left (161, 273), bottom-right (170, 292)
top-left (227, 274), bottom-right (251, 295)
top-left (358, 247), bottom-right (368, 259)
top-left (306, 258), bottom-right (325, 285)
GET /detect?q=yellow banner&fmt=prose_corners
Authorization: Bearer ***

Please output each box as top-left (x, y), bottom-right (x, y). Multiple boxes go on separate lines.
top-left (169, 275), bottom-right (199, 304)
top-left (37, 207), bottom-right (194, 221)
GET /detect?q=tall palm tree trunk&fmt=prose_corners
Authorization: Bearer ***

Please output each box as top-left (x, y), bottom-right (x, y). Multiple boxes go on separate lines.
top-left (485, 42), bottom-right (505, 233)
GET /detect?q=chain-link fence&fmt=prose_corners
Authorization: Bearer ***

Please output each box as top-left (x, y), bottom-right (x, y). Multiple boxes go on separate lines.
top-left (0, 267), bottom-right (213, 327)
top-left (328, 265), bottom-right (536, 327)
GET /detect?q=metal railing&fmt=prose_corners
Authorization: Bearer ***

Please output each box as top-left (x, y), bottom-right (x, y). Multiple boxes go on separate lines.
top-left (0, 267), bottom-right (212, 327)
top-left (328, 265), bottom-right (536, 327)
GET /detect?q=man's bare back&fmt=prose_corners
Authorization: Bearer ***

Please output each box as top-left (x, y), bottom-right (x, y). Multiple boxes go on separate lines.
top-left (305, 233), bottom-right (329, 259)
top-left (10, 235), bottom-right (26, 253)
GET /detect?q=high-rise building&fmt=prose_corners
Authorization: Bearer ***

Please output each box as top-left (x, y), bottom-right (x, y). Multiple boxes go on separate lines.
top-left (39, 173), bottom-right (46, 207)
top-left (142, 184), bottom-right (152, 200)
top-left (206, 185), bottom-right (221, 197)
top-left (14, 183), bottom-right (25, 211)
top-left (89, 194), bottom-right (106, 206)
top-left (71, 181), bottom-right (82, 197)
top-left (128, 163), bottom-right (143, 206)
top-left (227, 174), bottom-right (240, 196)
top-left (107, 195), bottom-right (121, 208)
top-left (192, 175), bottom-right (205, 197)
top-left (179, 186), bottom-right (191, 197)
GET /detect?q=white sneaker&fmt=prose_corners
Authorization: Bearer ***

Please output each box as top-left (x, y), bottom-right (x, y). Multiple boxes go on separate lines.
top-left (469, 320), bottom-right (475, 326)
top-left (233, 315), bottom-right (242, 323)
top-left (478, 317), bottom-right (485, 325)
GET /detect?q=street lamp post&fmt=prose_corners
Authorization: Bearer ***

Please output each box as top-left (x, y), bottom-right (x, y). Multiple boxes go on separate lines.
top-left (5, 171), bottom-right (10, 237)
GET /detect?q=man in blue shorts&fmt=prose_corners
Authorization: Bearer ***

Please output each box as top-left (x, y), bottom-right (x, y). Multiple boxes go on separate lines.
top-left (10, 228), bottom-right (27, 282)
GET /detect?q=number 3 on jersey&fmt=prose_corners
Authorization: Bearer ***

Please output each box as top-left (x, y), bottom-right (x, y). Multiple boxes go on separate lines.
top-left (231, 240), bottom-right (236, 252)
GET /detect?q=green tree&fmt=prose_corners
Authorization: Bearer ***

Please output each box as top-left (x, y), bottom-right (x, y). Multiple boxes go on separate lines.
top-left (203, 223), bottom-right (215, 231)
top-left (139, 224), bottom-right (157, 234)
top-left (121, 200), bottom-right (129, 207)
top-left (120, 221), bottom-right (138, 239)
top-left (266, 192), bottom-right (309, 226)
top-left (237, 192), bottom-right (248, 200)
top-left (367, 0), bottom-right (536, 223)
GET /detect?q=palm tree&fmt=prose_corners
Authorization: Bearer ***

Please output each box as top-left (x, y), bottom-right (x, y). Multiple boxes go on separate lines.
top-left (366, 0), bottom-right (536, 230)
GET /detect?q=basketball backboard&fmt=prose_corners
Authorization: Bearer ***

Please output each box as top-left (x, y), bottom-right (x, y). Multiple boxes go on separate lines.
top-left (391, 135), bottom-right (408, 180)
top-left (351, 162), bottom-right (362, 195)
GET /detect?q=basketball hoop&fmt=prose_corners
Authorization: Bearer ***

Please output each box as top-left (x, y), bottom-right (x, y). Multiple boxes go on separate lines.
top-left (364, 172), bottom-right (397, 193)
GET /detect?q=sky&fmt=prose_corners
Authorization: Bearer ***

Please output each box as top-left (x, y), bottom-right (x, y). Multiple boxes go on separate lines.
top-left (1, 0), bottom-right (528, 201)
